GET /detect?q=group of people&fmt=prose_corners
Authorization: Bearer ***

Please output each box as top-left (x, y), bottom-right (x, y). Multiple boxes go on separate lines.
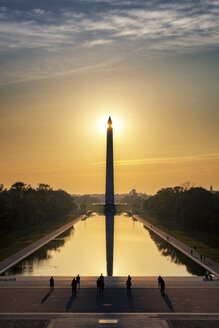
top-left (71, 274), bottom-right (80, 294)
top-left (190, 246), bottom-right (206, 262)
top-left (50, 274), bottom-right (80, 294)
top-left (205, 271), bottom-right (213, 281)
top-left (96, 274), bottom-right (105, 294)
top-left (50, 274), bottom-right (166, 296)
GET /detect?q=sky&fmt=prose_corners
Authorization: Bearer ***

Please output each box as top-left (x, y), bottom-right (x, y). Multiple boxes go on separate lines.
top-left (0, 0), bottom-right (219, 195)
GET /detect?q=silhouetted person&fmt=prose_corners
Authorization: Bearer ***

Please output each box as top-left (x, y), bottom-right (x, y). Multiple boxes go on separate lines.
top-left (204, 254), bottom-right (206, 261)
top-left (205, 272), bottom-right (212, 281)
top-left (126, 275), bottom-right (132, 290)
top-left (99, 274), bottom-right (104, 295)
top-left (190, 249), bottom-right (193, 255)
top-left (194, 245), bottom-right (196, 250)
top-left (200, 254), bottom-right (203, 261)
top-left (167, 236), bottom-right (169, 241)
top-left (96, 278), bottom-right (100, 293)
top-left (76, 274), bottom-right (80, 289)
top-left (158, 275), bottom-right (165, 295)
top-left (71, 278), bottom-right (77, 295)
top-left (160, 278), bottom-right (165, 295)
top-left (100, 273), bottom-right (104, 283)
top-left (158, 275), bottom-right (162, 288)
top-left (50, 276), bottom-right (54, 292)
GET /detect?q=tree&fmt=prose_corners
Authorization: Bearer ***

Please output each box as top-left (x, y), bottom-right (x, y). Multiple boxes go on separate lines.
top-left (0, 182), bottom-right (77, 233)
top-left (10, 182), bottom-right (27, 191)
top-left (143, 186), bottom-right (219, 232)
top-left (37, 183), bottom-right (52, 191)
top-left (80, 203), bottom-right (87, 213)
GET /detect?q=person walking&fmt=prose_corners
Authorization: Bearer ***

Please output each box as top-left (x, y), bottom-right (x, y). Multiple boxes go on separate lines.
top-left (98, 274), bottom-right (105, 295)
top-left (76, 274), bottom-right (80, 289)
top-left (158, 275), bottom-right (162, 288)
top-left (100, 273), bottom-right (104, 283)
top-left (158, 275), bottom-right (165, 295)
top-left (160, 277), bottom-right (165, 295)
top-left (71, 277), bottom-right (77, 295)
top-left (50, 276), bottom-right (54, 292)
top-left (126, 275), bottom-right (132, 290)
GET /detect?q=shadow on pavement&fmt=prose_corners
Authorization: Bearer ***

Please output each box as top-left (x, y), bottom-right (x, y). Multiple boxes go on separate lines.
top-left (127, 290), bottom-right (134, 311)
top-left (162, 293), bottom-right (174, 312)
top-left (66, 291), bottom-right (78, 312)
top-left (41, 291), bottom-right (52, 304)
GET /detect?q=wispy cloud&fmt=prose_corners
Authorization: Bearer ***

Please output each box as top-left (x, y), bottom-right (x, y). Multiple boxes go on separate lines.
top-left (1, 1), bottom-right (218, 51)
top-left (91, 153), bottom-right (219, 167)
top-left (83, 38), bottom-right (114, 47)
top-left (0, 56), bottom-right (122, 87)
top-left (0, 0), bottom-right (218, 85)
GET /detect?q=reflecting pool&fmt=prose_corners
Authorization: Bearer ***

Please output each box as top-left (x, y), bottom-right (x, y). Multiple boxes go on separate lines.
top-left (2, 214), bottom-right (206, 276)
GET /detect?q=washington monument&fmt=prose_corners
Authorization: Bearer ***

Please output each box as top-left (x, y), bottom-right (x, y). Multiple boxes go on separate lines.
top-left (105, 116), bottom-right (115, 213)
top-left (105, 116), bottom-right (115, 275)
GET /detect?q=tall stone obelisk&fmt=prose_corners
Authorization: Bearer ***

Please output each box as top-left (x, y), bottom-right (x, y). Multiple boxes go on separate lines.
top-left (105, 116), bottom-right (115, 213)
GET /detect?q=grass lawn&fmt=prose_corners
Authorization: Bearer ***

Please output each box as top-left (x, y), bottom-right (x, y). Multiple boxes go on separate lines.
top-left (140, 214), bottom-right (219, 264)
top-left (0, 213), bottom-right (79, 262)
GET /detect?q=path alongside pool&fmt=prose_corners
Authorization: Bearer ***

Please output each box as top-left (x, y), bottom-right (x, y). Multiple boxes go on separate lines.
top-left (0, 215), bottom-right (85, 275)
top-left (135, 215), bottom-right (219, 276)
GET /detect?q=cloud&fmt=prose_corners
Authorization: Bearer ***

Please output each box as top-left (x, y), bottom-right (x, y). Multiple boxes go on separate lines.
top-left (91, 153), bottom-right (219, 167)
top-left (1, 1), bottom-right (218, 51)
top-left (83, 38), bottom-right (114, 47)
top-left (0, 56), bottom-right (122, 87)
top-left (32, 8), bottom-right (46, 15)
top-left (0, 0), bottom-right (218, 85)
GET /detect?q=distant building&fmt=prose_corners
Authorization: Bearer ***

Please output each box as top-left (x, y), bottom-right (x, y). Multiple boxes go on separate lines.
top-left (209, 185), bottom-right (219, 197)
top-left (129, 189), bottom-right (136, 196)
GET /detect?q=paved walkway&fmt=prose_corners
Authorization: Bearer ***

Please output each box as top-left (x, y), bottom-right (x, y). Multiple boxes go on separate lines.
top-left (135, 215), bottom-right (219, 276)
top-left (1, 313), bottom-right (219, 328)
top-left (47, 315), bottom-right (169, 328)
top-left (1, 285), bottom-right (219, 313)
top-left (0, 215), bottom-right (85, 274)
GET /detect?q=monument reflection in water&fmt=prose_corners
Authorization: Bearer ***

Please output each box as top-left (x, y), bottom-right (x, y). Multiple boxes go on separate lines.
top-left (2, 214), bottom-right (207, 276)
top-left (105, 213), bottom-right (114, 276)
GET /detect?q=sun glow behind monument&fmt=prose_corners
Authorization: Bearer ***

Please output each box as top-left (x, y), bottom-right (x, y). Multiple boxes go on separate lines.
top-left (98, 116), bottom-right (121, 134)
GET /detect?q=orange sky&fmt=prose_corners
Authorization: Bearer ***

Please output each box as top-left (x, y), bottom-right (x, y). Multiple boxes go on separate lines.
top-left (0, 1), bottom-right (219, 194)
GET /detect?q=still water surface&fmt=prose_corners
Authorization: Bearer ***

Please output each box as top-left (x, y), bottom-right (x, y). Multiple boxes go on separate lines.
top-left (3, 214), bottom-right (206, 276)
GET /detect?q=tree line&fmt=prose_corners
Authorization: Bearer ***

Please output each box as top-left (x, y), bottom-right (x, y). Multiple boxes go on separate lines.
top-left (0, 182), bottom-right (77, 233)
top-left (143, 186), bottom-right (219, 232)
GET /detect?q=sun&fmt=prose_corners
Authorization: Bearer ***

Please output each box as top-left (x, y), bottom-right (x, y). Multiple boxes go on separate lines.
top-left (98, 116), bottom-right (121, 134)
